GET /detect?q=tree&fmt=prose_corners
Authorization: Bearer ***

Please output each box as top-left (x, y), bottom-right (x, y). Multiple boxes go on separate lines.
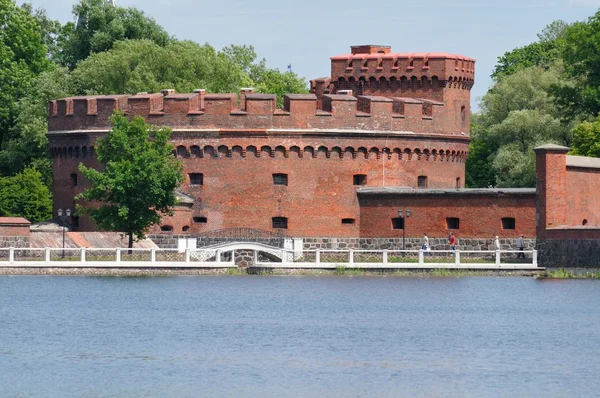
top-left (71, 40), bottom-right (254, 95)
top-left (553, 11), bottom-right (600, 119)
top-left (468, 65), bottom-right (574, 187)
top-left (77, 112), bottom-right (183, 248)
top-left (0, 67), bottom-right (74, 184)
top-left (222, 44), bottom-right (308, 105)
top-left (0, 167), bottom-right (52, 222)
top-left (571, 116), bottom-right (600, 157)
top-left (492, 21), bottom-right (568, 79)
top-left (62, 0), bottom-right (171, 69)
top-left (0, 0), bottom-right (52, 149)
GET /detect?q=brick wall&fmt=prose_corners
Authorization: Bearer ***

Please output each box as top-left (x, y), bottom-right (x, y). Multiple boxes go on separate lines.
top-left (358, 189), bottom-right (536, 239)
top-left (0, 217), bottom-right (31, 247)
top-left (535, 145), bottom-right (600, 267)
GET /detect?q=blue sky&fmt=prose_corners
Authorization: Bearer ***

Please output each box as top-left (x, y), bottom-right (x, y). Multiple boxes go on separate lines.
top-left (20, 0), bottom-right (600, 110)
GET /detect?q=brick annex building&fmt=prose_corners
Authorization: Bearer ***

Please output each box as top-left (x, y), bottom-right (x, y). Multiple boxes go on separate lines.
top-left (47, 45), bottom-right (537, 248)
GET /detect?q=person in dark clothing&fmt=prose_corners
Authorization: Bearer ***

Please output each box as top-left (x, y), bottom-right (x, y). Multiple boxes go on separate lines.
top-left (517, 234), bottom-right (525, 259)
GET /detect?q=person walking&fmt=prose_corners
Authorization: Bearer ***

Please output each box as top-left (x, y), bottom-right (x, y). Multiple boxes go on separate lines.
top-left (422, 233), bottom-right (429, 251)
top-left (494, 235), bottom-right (500, 251)
top-left (517, 234), bottom-right (525, 259)
top-left (448, 232), bottom-right (457, 254)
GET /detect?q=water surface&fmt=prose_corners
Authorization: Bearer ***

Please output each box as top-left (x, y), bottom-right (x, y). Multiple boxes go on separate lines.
top-left (1, 276), bottom-right (599, 397)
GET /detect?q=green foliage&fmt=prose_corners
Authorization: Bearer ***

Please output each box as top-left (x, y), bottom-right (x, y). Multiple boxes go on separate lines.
top-left (77, 112), bottom-right (184, 247)
top-left (571, 116), bottom-right (600, 157)
top-left (469, 65), bottom-right (574, 187)
top-left (0, 167), bottom-right (52, 222)
top-left (63, 0), bottom-right (171, 68)
top-left (0, 68), bottom-right (74, 182)
top-left (0, 0), bottom-right (52, 148)
top-left (222, 44), bottom-right (308, 105)
top-left (551, 11), bottom-right (600, 119)
top-left (72, 40), bottom-right (255, 95)
top-left (492, 20), bottom-right (568, 79)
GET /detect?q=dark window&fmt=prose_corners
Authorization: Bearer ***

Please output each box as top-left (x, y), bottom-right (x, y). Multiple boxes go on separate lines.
top-left (392, 218), bottom-right (405, 230)
top-left (160, 225), bottom-right (173, 232)
top-left (583, 219), bottom-right (588, 226)
top-left (456, 177), bottom-right (461, 189)
top-left (193, 217), bottom-right (207, 224)
top-left (189, 173), bottom-right (203, 186)
top-left (70, 173), bottom-right (78, 186)
top-left (417, 176), bottom-right (428, 188)
top-left (273, 173), bottom-right (288, 186)
top-left (272, 217), bottom-right (288, 229)
top-left (501, 217), bottom-right (516, 230)
top-left (446, 217), bottom-right (460, 230)
top-left (71, 216), bottom-right (79, 229)
top-left (342, 218), bottom-right (355, 225)
top-left (182, 226), bottom-right (190, 232)
top-left (353, 174), bottom-right (367, 186)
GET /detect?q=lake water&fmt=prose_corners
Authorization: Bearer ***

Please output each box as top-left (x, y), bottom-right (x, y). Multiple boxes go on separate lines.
top-left (1, 275), bottom-right (599, 397)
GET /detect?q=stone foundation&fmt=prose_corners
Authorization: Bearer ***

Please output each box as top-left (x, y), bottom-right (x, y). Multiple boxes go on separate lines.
top-left (0, 236), bottom-right (30, 248)
top-left (302, 237), bottom-right (536, 251)
top-left (537, 239), bottom-right (600, 267)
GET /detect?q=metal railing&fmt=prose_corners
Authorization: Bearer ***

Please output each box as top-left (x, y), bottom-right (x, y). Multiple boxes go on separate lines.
top-left (0, 247), bottom-right (540, 269)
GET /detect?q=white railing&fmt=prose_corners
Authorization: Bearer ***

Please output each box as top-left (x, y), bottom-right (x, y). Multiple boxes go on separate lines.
top-left (253, 249), bottom-right (539, 269)
top-left (0, 247), bottom-right (235, 268)
top-left (0, 248), bottom-right (540, 269)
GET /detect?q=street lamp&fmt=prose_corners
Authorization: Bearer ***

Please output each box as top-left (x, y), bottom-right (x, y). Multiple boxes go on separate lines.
top-left (57, 208), bottom-right (71, 258)
top-left (398, 209), bottom-right (411, 250)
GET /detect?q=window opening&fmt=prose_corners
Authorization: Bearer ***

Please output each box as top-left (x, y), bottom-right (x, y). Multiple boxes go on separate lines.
top-left (273, 173), bottom-right (288, 186)
top-left (417, 176), bottom-right (428, 188)
top-left (160, 225), bottom-right (173, 232)
top-left (189, 173), bottom-right (203, 186)
top-left (446, 218), bottom-right (460, 230)
top-left (342, 218), bottom-right (355, 225)
top-left (392, 218), bottom-right (405, 230)
top-left (501, 217), bottom-right (516, 230)
top-left (353, 174), bottom-right (367, 186)
top-left (70, 173), bottom-right (78, 186)
top-left (272, 217), bottom-right (288, 229)
top-left (193, 217), bottom-right (207, 223)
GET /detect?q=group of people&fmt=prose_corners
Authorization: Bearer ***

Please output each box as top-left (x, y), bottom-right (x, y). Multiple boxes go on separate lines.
top-left (420, 233), bottom-right (527, 258)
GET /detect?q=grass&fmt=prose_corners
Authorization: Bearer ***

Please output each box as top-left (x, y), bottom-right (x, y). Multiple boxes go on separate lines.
top-left (334, 266), bottom-right (366, 276)
top-left (538, 269), bottom-right (600, 279)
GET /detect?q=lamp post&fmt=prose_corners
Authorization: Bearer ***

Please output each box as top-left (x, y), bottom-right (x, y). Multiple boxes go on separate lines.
top-left (57, 208), bottom-right (71, 258)
top-left (398, 209), bottom-right (411, 250)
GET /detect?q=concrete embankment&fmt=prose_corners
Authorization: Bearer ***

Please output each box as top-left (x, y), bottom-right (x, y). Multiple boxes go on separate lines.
top-left (0, 267), bottom-right (543, 277)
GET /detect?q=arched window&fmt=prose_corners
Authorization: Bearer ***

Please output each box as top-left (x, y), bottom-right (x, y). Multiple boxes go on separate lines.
top-left (160, 225), bottom-right (173, 232)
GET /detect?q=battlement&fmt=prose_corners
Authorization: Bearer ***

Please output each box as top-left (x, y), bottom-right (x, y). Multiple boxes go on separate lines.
top-left (48, 89), bottom-right (468, 136)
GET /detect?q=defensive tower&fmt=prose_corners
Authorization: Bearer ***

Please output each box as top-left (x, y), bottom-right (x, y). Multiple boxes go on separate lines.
top-left (48, 46), bottom-right (475, 237)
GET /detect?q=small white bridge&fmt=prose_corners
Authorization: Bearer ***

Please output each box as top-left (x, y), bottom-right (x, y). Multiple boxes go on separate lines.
top-left (0, 244), bottom-right (542, 270)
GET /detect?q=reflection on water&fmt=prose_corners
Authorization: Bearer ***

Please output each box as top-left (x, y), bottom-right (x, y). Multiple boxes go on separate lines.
top-left (0, 276), bottom-right (599, 397)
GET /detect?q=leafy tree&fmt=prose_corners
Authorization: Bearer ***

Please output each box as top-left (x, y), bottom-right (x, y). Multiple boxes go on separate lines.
top-left (77, 112), bottom-right (183, 248)
top-left (552, 11), bottom-right (600, 119)
top-left (571, 116), bottom-right (600, 157)
top-left (492, 20), bottom-right (568, 79)
top-left (492, 144), bottom-right (537, 188)
top-left (62, 0), bottom-right (171, 69)
top-left (0, 0), bottom-right (52, 148)
top-left (71, 40), bottom-right (254, 95)
top-left (468, 65), bottom-right (574, 187)
top-left (0, 67), bottom-right (74, 184)
top-left (222, 44), bottom-right (308, 105)
top-left (465, 119), bottom-right (495, 188)
top-left (0, 167), bottom-right (52, 222)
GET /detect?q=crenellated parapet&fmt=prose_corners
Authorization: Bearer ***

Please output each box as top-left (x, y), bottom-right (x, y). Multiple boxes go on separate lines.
top-left (48, 90), bottom-right (468, 136)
